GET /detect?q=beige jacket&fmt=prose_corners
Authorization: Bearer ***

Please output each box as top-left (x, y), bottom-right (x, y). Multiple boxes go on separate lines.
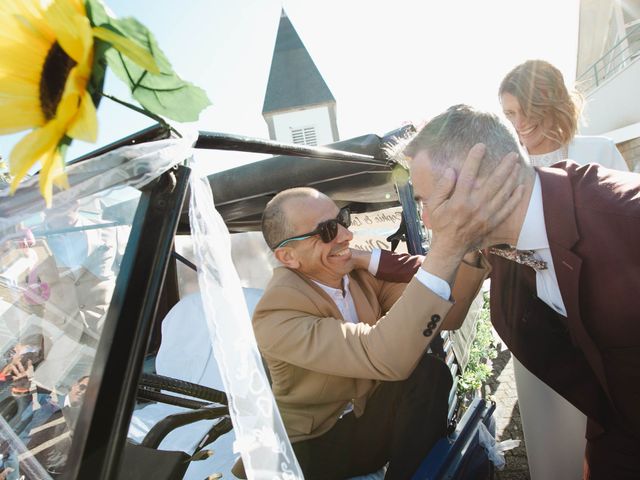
top-left (252, 260), bottom-right (488, 442)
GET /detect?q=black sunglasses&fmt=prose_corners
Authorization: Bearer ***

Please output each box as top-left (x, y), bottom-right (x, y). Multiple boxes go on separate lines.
top-left (274, 208), bottom-right (351, 249)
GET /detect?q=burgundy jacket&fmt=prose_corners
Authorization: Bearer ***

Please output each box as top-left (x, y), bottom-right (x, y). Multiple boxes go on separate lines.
top-left (377, 161), bottom-right (640, 441)
top-left (491, 162), bottom-right (640, 440)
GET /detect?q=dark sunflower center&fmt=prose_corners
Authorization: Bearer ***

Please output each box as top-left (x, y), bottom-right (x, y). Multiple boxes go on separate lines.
top-left (39, 42), bottom-right (77, 121)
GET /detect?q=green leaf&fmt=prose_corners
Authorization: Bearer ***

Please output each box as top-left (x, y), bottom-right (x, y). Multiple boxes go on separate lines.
top-left (84, 0), bottom-right (211, 122)
top-left (85, 0), bottom-right (110, 28)
top-left (104, 17), bottom-right (211, 122)
top-left (84, 0), bottom-right (110, 108)
top-left (88, 38), bottom-right (109, 108)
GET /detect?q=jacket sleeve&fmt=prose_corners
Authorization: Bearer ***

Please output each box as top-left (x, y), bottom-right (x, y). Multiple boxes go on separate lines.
top-left (253, 278), bottom-right (453, 381)
top-left (377, 251), bottom-right (422, 282)
top-left (375, 250), bottom-right (490, 330)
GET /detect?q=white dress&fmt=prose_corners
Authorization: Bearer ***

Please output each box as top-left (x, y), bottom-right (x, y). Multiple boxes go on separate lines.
top-left (527, 135), bottom-right (629, 170)
top-left (514, 135), bottom-right (628, 480)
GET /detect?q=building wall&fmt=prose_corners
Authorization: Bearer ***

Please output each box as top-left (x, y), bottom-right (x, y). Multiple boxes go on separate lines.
top-left (270, 106), bottom-right (335, 146)
top-left (576, 0), bottom-right (621, 77)
top-left (617, 136), bottom-right (640, 172)
top-left (576, 0), bottom-right (640, 173)
top-left (580, 58), bottom-right (640, 135)
top-left (576, 0), bottom-right (640, 80)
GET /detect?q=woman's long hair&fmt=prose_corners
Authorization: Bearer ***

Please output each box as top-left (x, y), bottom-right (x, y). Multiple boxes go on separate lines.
top-left (499, 59), bottom-right (583, 147)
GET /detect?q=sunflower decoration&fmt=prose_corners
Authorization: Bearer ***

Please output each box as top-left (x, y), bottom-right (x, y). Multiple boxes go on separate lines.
top-left (0, 0), bottom-right (210, 206)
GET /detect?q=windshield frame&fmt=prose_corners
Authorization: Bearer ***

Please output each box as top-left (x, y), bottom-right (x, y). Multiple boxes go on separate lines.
top-left (63, 165), bottom-right (191, 480)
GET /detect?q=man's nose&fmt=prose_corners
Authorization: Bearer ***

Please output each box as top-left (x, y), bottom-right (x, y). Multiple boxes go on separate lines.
top-left (336, 224), bottom-right (353, 242)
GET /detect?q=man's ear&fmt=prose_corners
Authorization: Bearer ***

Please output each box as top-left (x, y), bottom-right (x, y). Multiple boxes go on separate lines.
top-left (274, 247), bottom-right (301, 269)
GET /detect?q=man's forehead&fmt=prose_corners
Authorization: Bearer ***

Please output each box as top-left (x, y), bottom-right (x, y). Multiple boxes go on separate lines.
top-left (287, 193), bottom-right (335, 209)
top-left (286, 195), bottom-right (337, 225)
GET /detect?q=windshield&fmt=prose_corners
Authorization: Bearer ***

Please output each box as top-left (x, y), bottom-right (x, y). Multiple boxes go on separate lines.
top-left (0, 187), bottom-right (141, 479)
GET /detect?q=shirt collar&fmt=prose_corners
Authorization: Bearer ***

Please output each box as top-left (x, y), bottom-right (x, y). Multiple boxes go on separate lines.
top-left (516, 173), bottom-right (549, 251)
top-left (312, 275), bottom-right (350, 298)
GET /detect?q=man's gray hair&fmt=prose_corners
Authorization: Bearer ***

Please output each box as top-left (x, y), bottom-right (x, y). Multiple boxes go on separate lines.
top-left (403, 104), bottom-right (526, 177)
top-left (261, 187), bottom-right (320, 250)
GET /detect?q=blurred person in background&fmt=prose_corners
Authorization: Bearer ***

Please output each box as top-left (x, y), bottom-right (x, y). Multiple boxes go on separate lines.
top-left (39, 200), bottom-right (119, 341)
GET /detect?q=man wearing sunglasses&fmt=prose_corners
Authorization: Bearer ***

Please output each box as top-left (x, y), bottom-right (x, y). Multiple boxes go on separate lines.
top-left (251, 145), bottom-right (522, 480)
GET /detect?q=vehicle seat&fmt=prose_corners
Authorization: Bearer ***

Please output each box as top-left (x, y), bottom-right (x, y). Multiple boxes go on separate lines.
top-left (129, 288), bottom-right (263, 479)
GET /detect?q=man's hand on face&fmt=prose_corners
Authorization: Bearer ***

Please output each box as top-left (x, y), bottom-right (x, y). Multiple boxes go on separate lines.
top-left (427, 144), bottom-right (522, 256)
top-left (421, 144), bottom-right (523, 283)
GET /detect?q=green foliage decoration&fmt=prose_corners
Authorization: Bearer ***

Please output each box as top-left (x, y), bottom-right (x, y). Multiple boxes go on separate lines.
top-left (457, 292), bottom-right (497, 396)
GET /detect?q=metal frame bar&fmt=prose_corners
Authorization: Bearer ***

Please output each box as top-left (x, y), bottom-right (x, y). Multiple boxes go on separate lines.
top-left (63, 124), bottom-right (395, 169)
top-left (172, 250), bottom-right (198, 272)
top-left (195, 131), bottom-right (391, 167)
top-left (65, 165), bottom-right (191, 480)
top-left (395, 181), bottom-right (425, 256)
top-left (30, 221), bottom-right (123, 237)
top-left (68, 124), bottom-right (172, 165)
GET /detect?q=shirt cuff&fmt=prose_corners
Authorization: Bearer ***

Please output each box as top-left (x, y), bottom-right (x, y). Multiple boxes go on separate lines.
top-left (415, 268), bottom-right (451, 301)
top-left (368, 249), bottom-right (381, 275)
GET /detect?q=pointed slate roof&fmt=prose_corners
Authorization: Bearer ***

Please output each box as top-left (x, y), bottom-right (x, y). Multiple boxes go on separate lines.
top-left (262, 10), bottom-right (335, 114)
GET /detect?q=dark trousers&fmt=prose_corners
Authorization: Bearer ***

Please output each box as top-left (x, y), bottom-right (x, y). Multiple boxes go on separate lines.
top-left (292, 355), bottom-right (453, 480)
top-left (585, 422), bottom-right (640, 480)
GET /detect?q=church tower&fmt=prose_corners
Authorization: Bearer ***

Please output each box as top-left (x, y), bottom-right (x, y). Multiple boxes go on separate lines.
top-left (262, 10), bottom-right (339, 146)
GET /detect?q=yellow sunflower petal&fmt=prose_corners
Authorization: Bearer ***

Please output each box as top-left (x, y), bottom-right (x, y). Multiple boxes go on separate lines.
top-left (66, 89), bottom-right (98, 142)
top-left (0, 99), bottom-right (43, 134)
top-left (0, 74), bottom-right (40, 96)
top-left (0, 0), bottom-right (54, 43)
top-left (9, 120), bottom-right (64, 192)
top-left (0, 73), bottom-right (44, 132)
top-left (3, 0), bottom-right (96, 205)
top-left (0, 11), bottom-right (52, 76)
top-left (43, 0), bottom-right (93, 65)
top-left (92, 26), bottom-right (160, 74)
top-left (40, 148), bottom-right (69, 207)
top-left (37, 148), bottom-right (61, 208)
top-left (52, 152), bottom-right (70, 190)
top-left (0, 44), bottom-right (48, 81)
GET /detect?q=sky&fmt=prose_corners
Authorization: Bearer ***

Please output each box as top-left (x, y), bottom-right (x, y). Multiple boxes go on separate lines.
top-left (0, 0), bottom-right (581, 175)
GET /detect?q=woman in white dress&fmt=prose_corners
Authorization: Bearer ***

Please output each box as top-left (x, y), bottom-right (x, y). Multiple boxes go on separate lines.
top-left (497, 59), bottom-right (629, 480)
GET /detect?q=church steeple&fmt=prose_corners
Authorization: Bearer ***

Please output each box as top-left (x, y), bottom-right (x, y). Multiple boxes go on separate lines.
top-left (262, 9), bottom-right (339, 145)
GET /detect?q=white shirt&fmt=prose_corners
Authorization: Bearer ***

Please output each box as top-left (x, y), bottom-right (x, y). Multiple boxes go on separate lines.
top-left (368, 249), bottom-right (451, 300)
top-left (312, 275), bottom-right (361, 324)
top-left (516, 174), bottom-right (567, 316)
top-left (528, 145), bottom-right (568, 168)
top-left (527, 136), bottom-right (629, 171)
top-left (311, 251), bottom-right (451, 325)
